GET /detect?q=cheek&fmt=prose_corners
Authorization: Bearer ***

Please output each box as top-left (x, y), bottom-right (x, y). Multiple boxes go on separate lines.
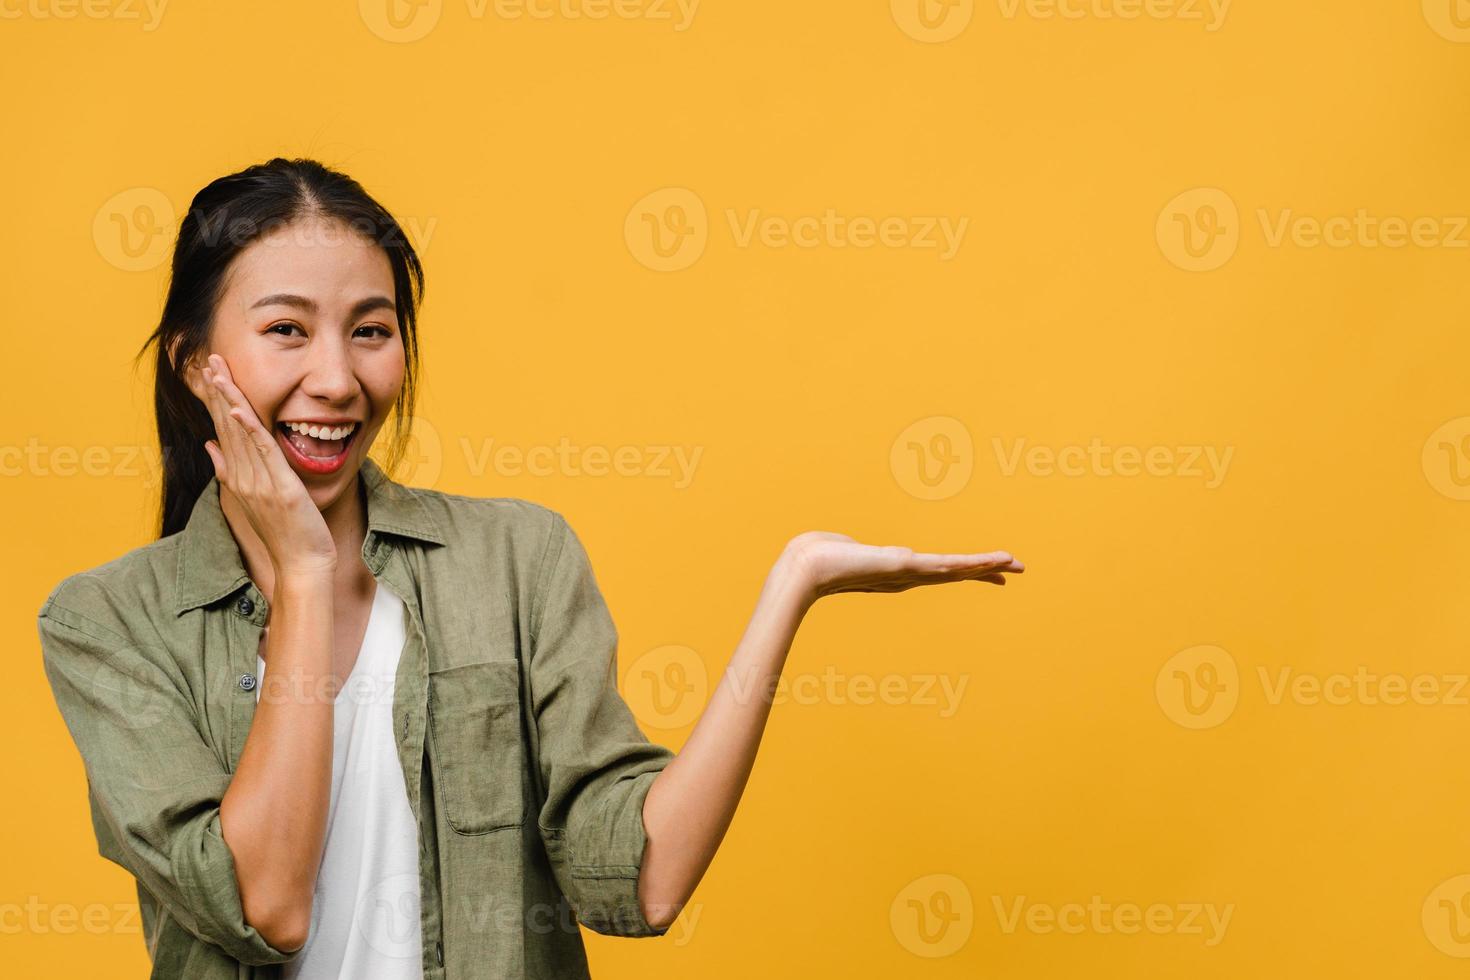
top-left (221, 352), bottom-right (290, 419)
top-left (362, 355), bottom-right (406, 412)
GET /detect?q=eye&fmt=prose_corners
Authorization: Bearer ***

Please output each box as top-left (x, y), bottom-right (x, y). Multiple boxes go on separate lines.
top-left (355, 324), bottom-right (393, 339)
top-left (267, 321), bottom-right (305, 337)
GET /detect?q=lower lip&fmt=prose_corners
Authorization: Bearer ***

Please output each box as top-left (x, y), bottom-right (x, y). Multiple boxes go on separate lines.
top-left (275, 424), bottom-right (359, 476)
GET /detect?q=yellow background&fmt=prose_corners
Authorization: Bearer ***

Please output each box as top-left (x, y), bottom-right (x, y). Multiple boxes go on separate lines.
top-left (3, 0), bottom-right (1469, 975)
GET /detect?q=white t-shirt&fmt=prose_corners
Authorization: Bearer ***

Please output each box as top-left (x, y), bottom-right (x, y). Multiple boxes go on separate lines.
top-left (255, 581), bottom-right (424, 979)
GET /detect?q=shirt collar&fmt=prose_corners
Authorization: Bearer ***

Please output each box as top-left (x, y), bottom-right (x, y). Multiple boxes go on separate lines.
top-left (173, 456), bottom-right (445, 615)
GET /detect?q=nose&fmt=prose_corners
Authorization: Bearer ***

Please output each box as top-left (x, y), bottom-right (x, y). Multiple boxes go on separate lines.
top-left (301, 334), bottom-right (361, 405)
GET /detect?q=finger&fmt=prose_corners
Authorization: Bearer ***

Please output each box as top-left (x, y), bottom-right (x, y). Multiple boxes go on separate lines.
top-left (209, 356), bottom-right (269, 463)
top-left (229, 405), bottom-right (290, 476)
top-left (196, 364), bottom-right (229, 445)
top-left (957, 553), bottom-right (1023, 573)
top-left (975, 573), bottom-right (1007, 585)
top-left (910, 551), bottom-right (1020, 573)
top-left (205, 360), bottom-right (255, 489)
top-left (211, 358), bottom-right (299, 489)
top-left (203, 439), bottom-right (225, 481)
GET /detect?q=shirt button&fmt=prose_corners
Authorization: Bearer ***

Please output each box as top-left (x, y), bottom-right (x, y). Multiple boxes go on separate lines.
top-left (238, 673), bottom-right (258, 692)
top-left (235, 596), bottom-right (255, 617)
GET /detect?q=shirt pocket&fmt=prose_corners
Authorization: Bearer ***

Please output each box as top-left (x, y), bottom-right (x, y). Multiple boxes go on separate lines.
top-left (427, 659), bottom-right (525, 835)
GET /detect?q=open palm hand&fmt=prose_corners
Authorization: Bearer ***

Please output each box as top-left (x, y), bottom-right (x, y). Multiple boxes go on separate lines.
top-left (785, 531), bottom-right (1024, 600)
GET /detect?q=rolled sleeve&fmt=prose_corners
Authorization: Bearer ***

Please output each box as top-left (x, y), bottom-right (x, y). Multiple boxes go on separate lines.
top-left (38, 592), bottom-right (301, 966)
top-left (528, 513), bottom-right (676, 938)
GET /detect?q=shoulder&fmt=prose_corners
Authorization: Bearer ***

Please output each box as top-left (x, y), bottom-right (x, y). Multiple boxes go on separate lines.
top-left (407, 485), bottom-right (582, 570)
top-left (38, 535), bottom-right (181, 644)
top-left (405, 487), bottom-right (601, 632)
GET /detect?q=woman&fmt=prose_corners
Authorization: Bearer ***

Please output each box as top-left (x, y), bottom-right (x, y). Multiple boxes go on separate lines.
top-left (37, 158), bottom-right (1024, 980)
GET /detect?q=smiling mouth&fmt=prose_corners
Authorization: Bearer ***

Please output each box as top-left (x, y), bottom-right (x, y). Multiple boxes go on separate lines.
top-left (275, 421), bottom-right (360, 462)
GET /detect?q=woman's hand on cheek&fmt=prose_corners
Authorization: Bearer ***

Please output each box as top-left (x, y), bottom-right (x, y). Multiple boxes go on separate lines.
top-left (197, 353), bottom-right (338, 578)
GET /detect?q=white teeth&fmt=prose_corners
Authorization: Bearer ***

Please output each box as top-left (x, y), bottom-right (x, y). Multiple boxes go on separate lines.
top-left (282, 421), bottom-right (356, 441)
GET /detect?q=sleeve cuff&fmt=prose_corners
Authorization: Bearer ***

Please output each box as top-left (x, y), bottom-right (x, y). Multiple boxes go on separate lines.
top-left (564, 769), bottom-right (672, 938)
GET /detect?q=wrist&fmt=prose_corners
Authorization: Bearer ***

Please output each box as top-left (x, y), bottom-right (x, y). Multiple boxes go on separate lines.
top-left (768, 546), bottom-right (819, 616)
top-left (273, 565), bottom-right (337, 594)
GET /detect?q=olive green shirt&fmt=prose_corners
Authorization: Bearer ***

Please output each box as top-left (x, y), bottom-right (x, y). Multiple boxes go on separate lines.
top-left (37, 457), bottom-right (675, 979)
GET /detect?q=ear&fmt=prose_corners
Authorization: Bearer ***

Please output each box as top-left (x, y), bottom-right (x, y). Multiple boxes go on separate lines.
top-left (170, 340), bottom-right (207, 401)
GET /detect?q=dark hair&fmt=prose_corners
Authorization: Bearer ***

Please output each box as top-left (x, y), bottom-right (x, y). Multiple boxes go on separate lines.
top-left (133, 157), bottom-right (425, 538)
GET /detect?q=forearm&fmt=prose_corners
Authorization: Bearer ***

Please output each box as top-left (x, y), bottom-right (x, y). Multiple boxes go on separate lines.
top-left (636, 551), bottom-right (814, 929)
top-left (219, 571), bottom-right (336, 950)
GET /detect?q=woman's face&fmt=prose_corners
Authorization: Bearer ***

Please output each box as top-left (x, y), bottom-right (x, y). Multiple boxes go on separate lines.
top-left (183, 214), bottom-right (405, 512)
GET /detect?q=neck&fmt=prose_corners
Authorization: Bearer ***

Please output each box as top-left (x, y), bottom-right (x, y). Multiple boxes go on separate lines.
top-left (218, 473), bottom-right (371, 601)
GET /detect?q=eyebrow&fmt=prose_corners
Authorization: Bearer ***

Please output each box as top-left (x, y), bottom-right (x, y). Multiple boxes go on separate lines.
top-left (250, 293), bottom-right (397, 320)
